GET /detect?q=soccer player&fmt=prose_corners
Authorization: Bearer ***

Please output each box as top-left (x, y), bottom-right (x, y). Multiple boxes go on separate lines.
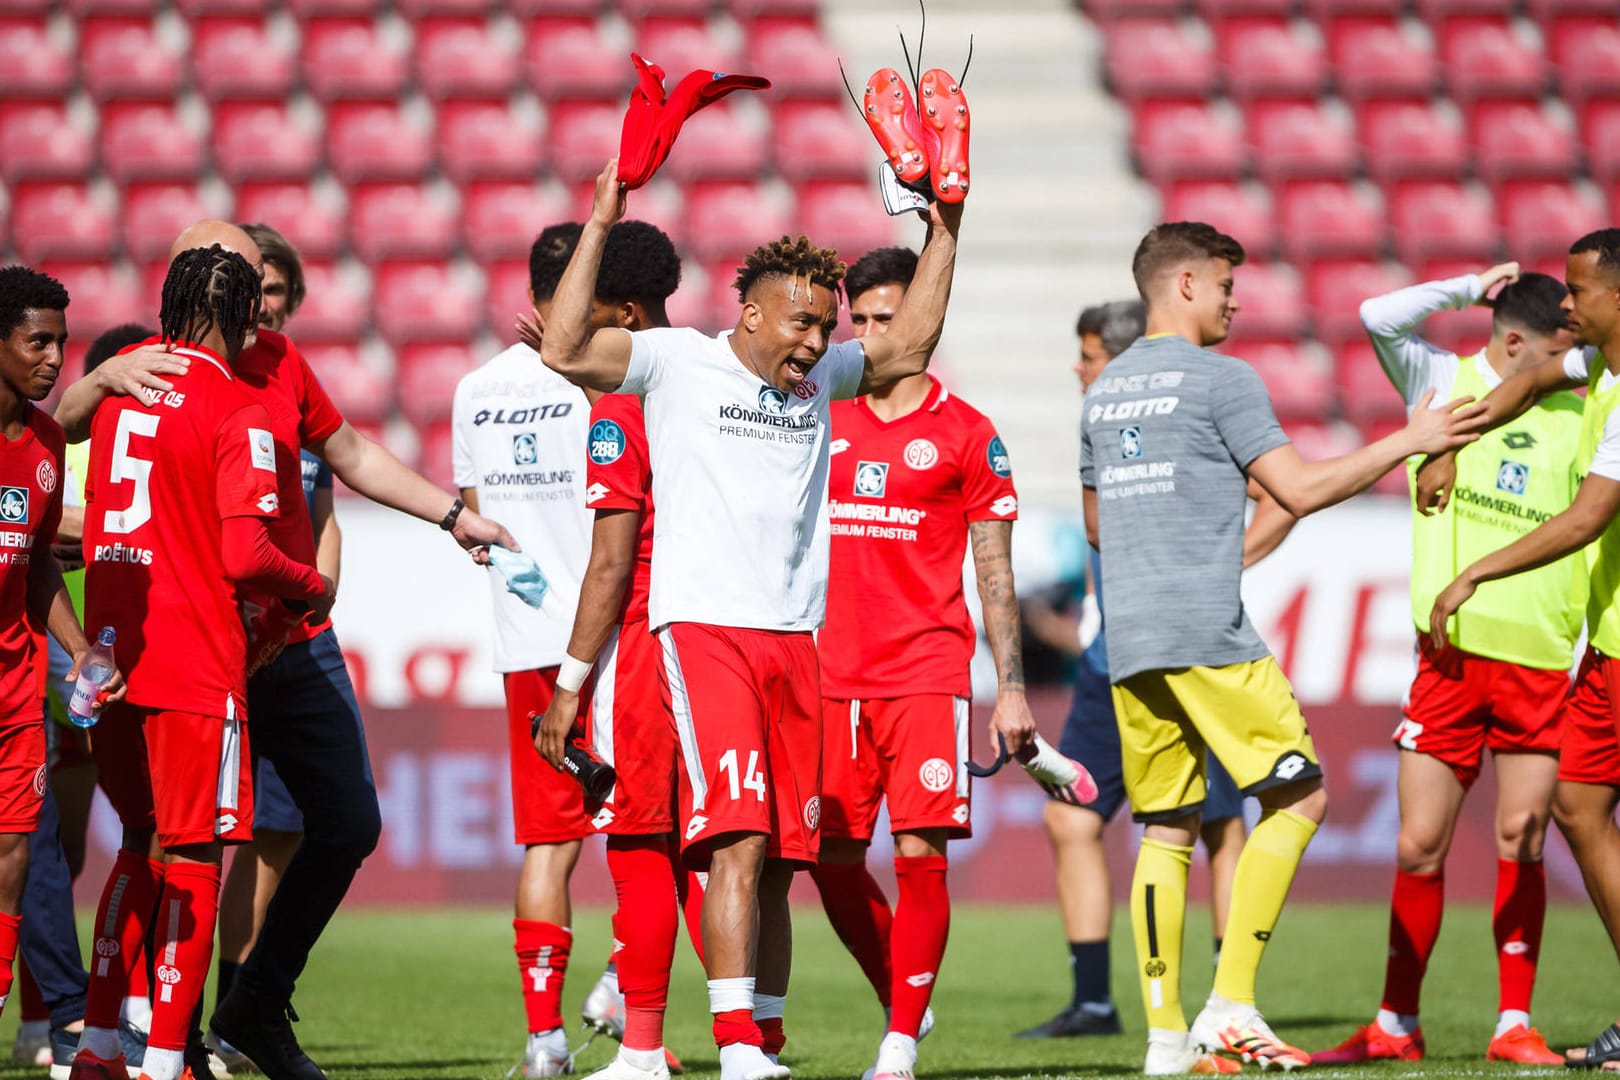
top-left (1022, 299), bottom-right (1263, 1041)
top-left (453, 221), bottom-right (596, 1079)
top-left (70, 245), bottom-right (332, 1080)
top-left (1082, 222), bottom-right (1485, 1075)
top-left (542, 161), bottom-right (962, 1080)
top-left (804, 245), bottom-right (1031, 1080)
top-left (1419, 229), bottom-right (1620, 1070)
top-left (1314, 264), bottom-right (1580, 1066)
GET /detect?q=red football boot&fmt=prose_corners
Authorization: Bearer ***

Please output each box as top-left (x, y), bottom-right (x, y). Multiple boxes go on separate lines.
top-left (861, 68), bottom-right (932, 185)
top-left (1487, 1025), bottom-right (1563, 1065)
top-left (1313, 1022), bottom-right (1425, 1064)
top-left (918, 68), bottom-right (969, 203)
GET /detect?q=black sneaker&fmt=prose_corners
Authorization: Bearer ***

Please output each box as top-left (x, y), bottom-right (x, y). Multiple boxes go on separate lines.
top-left (210, 986), bottom-right (327, 1080)
top-left (1015, 1005), bottom-right (1123, 1039)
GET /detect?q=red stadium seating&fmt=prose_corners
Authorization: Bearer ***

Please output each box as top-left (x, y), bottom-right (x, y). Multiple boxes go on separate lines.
top-left (302, 17), bottom-right (411, 100)
top-left (1550, 17), bottom-right (1620, 105)
top-left (349, 183), bottom-right (460, 262)
top-left (0, 105), bottom-right (94, 182)
top-left (1229, 264), bottom-right (1307, 339)
top-left (546, 99), bottom-right (625, 182)
top-left (0, 19), bottom-right (73, 98)
top-left (1079, 0), bottom-right (1186, 17)
top-left (1583, 100), bottom-right (1620, 185)
top-left (1278, 181), bottom-right (1387, 263)
top-left (483, 259), bottom-right (533, 342)
top-left (415, 420), bottom-right (457, 491)
top-left (372, 260), bottom-right (485, 343)
top-left (78, 17), bottom-right (185, 99)
top-left (1416, 0), bottom-right (1516, 18)
top-left (38, 261), bottom-right (145, 337)
top-left (1439, 19), bottom-right (1547, 102)
top-left (1306, 259), bottom-right (1413, 342)
top-left (525, 18), bottom-right (629, 100)
top-left (686, 181), bottom-right (793, 259)
top-left (659, 102), bottom-right (770, 182)
top-left (1249, 100), bottom-right (1359, 182)
top-left (1390, 181), bottom-right (1500, 265)
top-left (301, 342), bottom-right (392, 422)
top-left (1499, 182), bottom-right (1607, 260)
top-left (413, 17), bottom-right (521, 99)
top-left (621, 0), bottom-right (715, 18)
top-left (743, 16), bottom-right (844, 99)
top-left (98, 102), bottom-right (205, 183)
top-left (1330, 18), bottom-right (1438, 101)
top-left (725, 0), bottom-right (827, 15)
top-left (703, 256), bottom-right (749, 329)
top-left (1104, 20), bottom-right (1218, 102)
top-left (1282, 419), bottom-right (1362, 462)
top-left (191, 17), bottom-right (298, 99)
top-left (635, 18), bottom-right (743, 80)
top-left (1528, 0), bottom-right (1620, 16)
top-left (1469, 100), bottom-right (1579, 186)
top-left (772, 100), bottom-right (871, 180)
top-left (1217, 18), bottom-right (1328, 100)
top-left (294, 261), bottom-right (374, 342)
top-left (66, 0), bottom-right (161, 13)
top-left (211, 102), bottom-right (323, 184)
top-left (1355, 99), bottom-right (1468, 183)
top-left (397, 343), bottom-right (479, 424)
top-left (1194, 0), bottom-right (1295, 20)
top-left (460, 181), bottom-right (572, 262)
top-left (665, 262), bottom-right (714, 331)
top-left (121, 183), bottom-right (219, 262)
top-left (235, 182), bottom-right (348, 259)
top-left (436, 99), bottom-right (546, 182)
top-left (797, 183), bottom-right (896, 262)
top-left (396, 0), bottom-right (494, 15)
top-left (174, 0), bottom-right (275, 14)
top-left (285, 0), bottom-right (384, 16)
top-left (1131, 101), bottom-right (1248, 183)
top-left (1334, 340), bottom-right (1409, 425)
top-left (326, 102), bottom-right (435, 183)
top-left (1161, 181), bottom-right (1277, 260)
top-left (1233, 339), bottom-right (1335, 420)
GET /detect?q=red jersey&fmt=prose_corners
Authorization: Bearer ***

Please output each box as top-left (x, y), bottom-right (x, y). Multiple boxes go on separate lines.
top-left (228, 329), bottom-right (344, 643)
top-left (820, 377), bottom-right (1019, 699)
top-left (0, 407), bottom-right (65, 721)
top-left (83, 343), bottom-right (281, 719)
top-left (584, 394), bottom-right (653, 622)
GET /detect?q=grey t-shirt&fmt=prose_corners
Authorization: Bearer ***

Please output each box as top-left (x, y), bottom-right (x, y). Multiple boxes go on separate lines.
top-left (1079, 334), bottom-right (1290, 682)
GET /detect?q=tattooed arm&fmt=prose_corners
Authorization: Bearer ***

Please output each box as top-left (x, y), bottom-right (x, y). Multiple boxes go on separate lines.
top-left (970, 519), bottom-right (1036, 754)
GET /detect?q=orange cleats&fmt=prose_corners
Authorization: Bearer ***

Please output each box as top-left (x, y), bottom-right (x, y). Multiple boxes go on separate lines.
top-left (68, 1049), bottom-right (131, 1080)
top-left (1193, 1053), bottom-right (1244, 1074)
top-left (918, 68), bottom-right (969, 203)
top-left (664, 1048), bottom-right (684, 1075)
top-left (1313, 1022), bottom-right (1426, 1064)
top-left (861, 69), bottom-right (932, 185)
top-left (1488, 1025), bottom-right (1563, 1065)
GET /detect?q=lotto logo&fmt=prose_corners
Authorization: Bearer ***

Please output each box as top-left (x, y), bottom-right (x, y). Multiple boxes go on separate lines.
top-left (989, 495), bottom-right (1018, 517)
top-left (513, 432), bottom-right (539, 466)
top-left (585, 482), bottom-right (610, 503)
top-left (1502, 941), bottom-right (1529, 955)
top-left (1270, 752), bottom-right (1310, 782)
top-left (905, 439), bottom-right (938, 470)
top-left (591, 806), bottom-right (616, 830)
top-left (257, 493), bottom-right (279, 515)
top-left (830, 438), bottom-right (850, 455)
top-left (855, 461), bottom-right (889, 498)
top-left (1497, 460), bottom-right (1529, 496)
top-left (802, 796), bottom-right (821, 832)
top-left (0, 487), bottom-right (28, 524)
top-left (36, 459), bottom-right (56, 494)
top-left (685, 814), bottom-right (709, 841)
top-left (216, 812), bottom-right (239, 834)
top-left (918, 757), bottom-right (954, 793)
top-left (905, 972), bottom-right (936, 988)
top-left (952, 803), bottom-right (970, 825)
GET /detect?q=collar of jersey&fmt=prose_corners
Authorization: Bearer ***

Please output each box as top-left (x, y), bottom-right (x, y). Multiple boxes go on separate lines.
top-left (169, 344), bottom-right (233, 380)
top-left (858, 373), bottom-right (947, 420)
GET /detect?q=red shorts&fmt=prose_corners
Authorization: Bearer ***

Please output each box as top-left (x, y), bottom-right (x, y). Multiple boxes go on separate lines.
top-left (659, 623), bottom-right (821, 867)
top-left (91, 702), bottom-right (253, 848)
top-left (504, 668), bottom-right (589, 845)
top-left (1557, 648), bottom-right (1620, 786)
top-left (587, 619), bottom-right (677, 836)
top-left (820, 695), bottom-right (972, 841)
top-left (0, 713), bottom-right (46, 833)
top-left (1395, 640), bottom-right (1569, 788)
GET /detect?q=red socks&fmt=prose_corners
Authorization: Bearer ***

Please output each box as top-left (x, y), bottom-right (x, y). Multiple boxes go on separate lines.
top-left (86, 849), bottom-right (164, 1030)
top-left (890, 856), bottom-right (949, 1038)
top-left (677, 856), bottom-right (706, 969)
top-left (17, 958), bottom-right (44, 1022)
top-left (712, 1008), bottom-right (761, 1049)
top-left (808, 861), bottom-right (894, 1007)
top-left (1494, 858), bottom-right (1545, 1014)
top-left (1381, 868), bottom-right (1444, 1015)
top-left (758, 1016), bottom-right (785, 1057)
top-left (608, 837), bottom-right (679, 1052)
top-left (147, 861), bottom-right (221, 1053)
top-left (0, 911), bottom-right (19, 1013)
top-left (515, 919), bottom-right (571, 1034)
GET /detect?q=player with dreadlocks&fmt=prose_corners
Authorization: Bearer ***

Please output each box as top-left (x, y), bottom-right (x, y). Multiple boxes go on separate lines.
top-left (70, 246), bottom-right (334, 1080)
top-left (542, 160), bottom-right (963, 1080)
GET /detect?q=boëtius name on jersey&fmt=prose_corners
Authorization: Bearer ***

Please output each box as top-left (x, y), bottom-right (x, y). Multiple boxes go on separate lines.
top-left (829, 499), bottom-right (925, 542)
top-left (93, 541), bottom-right (155, 565)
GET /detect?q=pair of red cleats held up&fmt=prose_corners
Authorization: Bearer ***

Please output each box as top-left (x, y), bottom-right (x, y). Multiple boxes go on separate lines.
top-left (860, 66), bottom-right (971, 204)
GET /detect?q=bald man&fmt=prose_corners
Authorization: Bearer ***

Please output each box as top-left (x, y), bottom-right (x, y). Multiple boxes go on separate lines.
top-left (55, 221), bottom-right (514, 1080)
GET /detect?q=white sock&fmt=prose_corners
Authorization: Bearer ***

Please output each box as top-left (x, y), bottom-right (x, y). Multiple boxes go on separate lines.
top-left (140, 1046), bottom-right (185, 1080)
top-left (121, 994), bottom-right (152, 1030)
top-left (877, 1031), bottom-right (917, 1065)
top-left (1376, 1009), bottom-right (1419, 1038)
top-left (708, 976), bottom-right (756, 1015)
top-left (1496, 1010), bottom-right (1531, 1038)
top-left (79, 1026), bottom-right (121, 1061)
top-left (753, 994), bottom-right (786, 1021)
top-left (618, 1045), bottom-right (664, 1072)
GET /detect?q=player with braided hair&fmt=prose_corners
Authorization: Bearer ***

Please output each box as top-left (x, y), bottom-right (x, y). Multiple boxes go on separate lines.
top-left (541, 160), bottom-right (962, 1080)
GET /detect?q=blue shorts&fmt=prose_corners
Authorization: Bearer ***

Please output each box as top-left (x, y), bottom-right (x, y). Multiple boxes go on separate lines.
top-left (253, 754), bottom-right (303, 834)
top-left (1055, 662), bottom-right (1243, 823)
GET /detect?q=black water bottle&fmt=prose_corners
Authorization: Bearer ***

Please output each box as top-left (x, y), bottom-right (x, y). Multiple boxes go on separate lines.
top-left (531, 712), bottom-right (616, 801)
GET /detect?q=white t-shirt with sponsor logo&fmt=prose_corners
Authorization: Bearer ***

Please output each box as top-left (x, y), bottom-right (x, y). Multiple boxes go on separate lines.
top-left (452, 343), bottom-right (592, 671)
top-left (617, 327), bottom-right (866, 631)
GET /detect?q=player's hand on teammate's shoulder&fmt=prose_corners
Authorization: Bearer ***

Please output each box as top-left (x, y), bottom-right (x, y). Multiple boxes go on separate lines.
top-left (1477, 261), bottom-right (1522, 299)
top-left (590, 158), bottom-right (628, 229)
top-left (95, 343), bottom-right (190, 397)
top-left (534, 692), bottom-right (578, 771)
top-left (1403, 388), bottom-right (1487, 457)
top-left (989, 686), bottom-right (1037, 755)
top-left (1414, 451), bottom-right (1460, 517)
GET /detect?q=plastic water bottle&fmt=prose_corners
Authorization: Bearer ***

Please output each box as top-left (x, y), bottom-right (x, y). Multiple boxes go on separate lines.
top-left (68, 627), bottom-right (116, 729)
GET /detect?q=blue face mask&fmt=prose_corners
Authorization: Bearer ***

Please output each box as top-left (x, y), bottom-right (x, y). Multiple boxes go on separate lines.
top-left (487, 545), bottom-right (549, 609)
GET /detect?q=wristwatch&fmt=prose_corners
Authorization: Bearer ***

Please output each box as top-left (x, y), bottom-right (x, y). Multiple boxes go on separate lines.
top-left (439, 497), bottom-right (465, 532)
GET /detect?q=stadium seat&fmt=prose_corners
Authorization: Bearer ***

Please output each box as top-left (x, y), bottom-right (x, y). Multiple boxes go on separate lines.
top-left (1330, 18), bottom-right (1438, 101)
top-left (1079, 0), bottom-right (1186, 18)
top-left (1228, 264), bottom-right (1306, 339)
top-left (301, 341), bottom-right (392, 422)
top-left (525, 18), bottom-right (630, 100)
top-left (1334, 340), bottom-right (1409, 425)
top-left (436, 99), bottom-right (546, 182)
top-left (190, 17), bottom-right (298, 99)
top-left (415, 420), bottom-right (458, 491)
top-left (592, 177), bottom-right (688, 248)
top-left (211, 101), bottom-right (323, 184)
top-left (1303, 0), bottom-right (1411, 17)
top-left (635, 18), bottom-right (742, 80)
top-left (396, 0), bottom-right (494, 15)
top-left (1583, 100), bottom-right (1620, 185)
top-left (302, 17), bottom-right (411, 100)
top-left (797, 182), bottom-right (899, 262)
top-left (1161, 181), bottom-right (1276, 260)
top-left (1305, 258), bottom-right (1413, 342)
top-left (665, 261), bottom-right (713, 331)
top-left (460, 181), bottom-right (571, 262)
top-left (98, 102), bottom-right (205, 183)
top-left (704, 256), bottom-right (750, 329)
top-left (293, 260), bottom-right (373, 341)
top-left (1282, 419), bottom-right (1361, 463)
top-left (1469, 100), bottom-right (1578, 186)
top-left (0, 104), bottom-right (94, 182)
top-left (1131, 101), bottom-right (1248, 183)
top-left (1549, 17), bottom-right (1620, 105)
top-left (1278, 181), bottom-right (1387, 264)
top-left (483, 258), bottom-right (533, 342)
top-left (1103, 20), bottom-right (1218, 102)
top-left (413, 17), bottom-right (521, 99)
top-left (327, 102), bottom-right (435, 183)
top-left (37, 261), bottom-right (145, 337)
top-left (1416, 0), bottom-right (1516, 18)
top-left (546, 99), bottom-right (625, 182)
top-left (174, 0), bottom-right (275, 14)
top-left (9, 184), bottom-right (115, 263)
top-left (78, 16), bottom-right (185, 99)
top-left (659, 102), bottom-right (770, 182)
top-left (1528, 0), bottom-right (1620, 16)
top-left (0, 19), bottom-right (73, 98)
top-left (373, 260), bottom-right (485, 343)
top-left (1249, 100), bottom-right (1359, 182)
top-left (1231, 339), bottom-right (1335, 420)
top-left (235, 182), bottom-right (348, 259)
top-left (397, 343), bottom-right (479, 424)
top-left (284, 0), bottom-right (384, 16)
top-left (349, 183), bottom-right (460, 262)
top-left (1217, 18), bottom-right (1327, 100)
top-left (1194, 0), bottom-right (1295, 20)
top-left (1390, 180), bottom-right (1500, 265)
top-left (725, 0), bottom-right (823, 17)
top-left (1499, 181), bottom-right (1607, 260)
top-left (621, 0), bottom-right (714, 18)
top-left (121, 183), bottom-right (220, 262)
top-left (685, 181), bottom-right (792, 259)
top-left (1440, 19), bottom-right (1548, 102)
top-left (65, 0), bottom-right (161, 13)
top-left (1355, 99), bottom-right (1468, 183)
top-left (772, 101), bottom-right (872, 180)
top-left (743, 16), bottom-right (844, 99)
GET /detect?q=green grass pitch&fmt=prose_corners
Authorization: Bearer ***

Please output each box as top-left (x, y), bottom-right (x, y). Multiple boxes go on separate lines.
top-left (3, 902), bottom-right (1615, 1078)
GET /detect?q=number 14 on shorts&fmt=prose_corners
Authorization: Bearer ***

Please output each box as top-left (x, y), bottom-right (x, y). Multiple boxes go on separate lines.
top-left (719, 748), bottom-right (767, 800)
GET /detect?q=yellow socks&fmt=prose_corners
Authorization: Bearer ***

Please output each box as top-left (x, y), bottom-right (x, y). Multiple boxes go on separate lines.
top-left (1213, 808), bottom-right (1318, 1006)
top-left (1131, 838), bottom-right (1193, 1031)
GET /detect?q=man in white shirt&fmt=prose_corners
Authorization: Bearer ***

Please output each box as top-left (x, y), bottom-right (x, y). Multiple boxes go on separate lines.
top-left (541, 161), bottom-right (962, 1080)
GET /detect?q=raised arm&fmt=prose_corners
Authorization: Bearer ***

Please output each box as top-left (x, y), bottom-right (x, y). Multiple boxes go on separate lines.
top-left (969, 519), bottom-right (1036, 754)
top-left (55, 347), bottom-right (191, 443)
top-left (856, 201), bottom-right (963, 394)
top-left (1360, 266), bottom-right (1510, 402)
top-left (539, 161), bottom-right (634, 393)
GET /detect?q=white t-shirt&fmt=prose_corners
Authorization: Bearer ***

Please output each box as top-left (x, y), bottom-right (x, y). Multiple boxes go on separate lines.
top-left (1562, 346), bottom-right (1620, 481)
top-left (617, 327), bottom-right (867, 631)
top-left (452, 343), bottom-right (592, 671)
